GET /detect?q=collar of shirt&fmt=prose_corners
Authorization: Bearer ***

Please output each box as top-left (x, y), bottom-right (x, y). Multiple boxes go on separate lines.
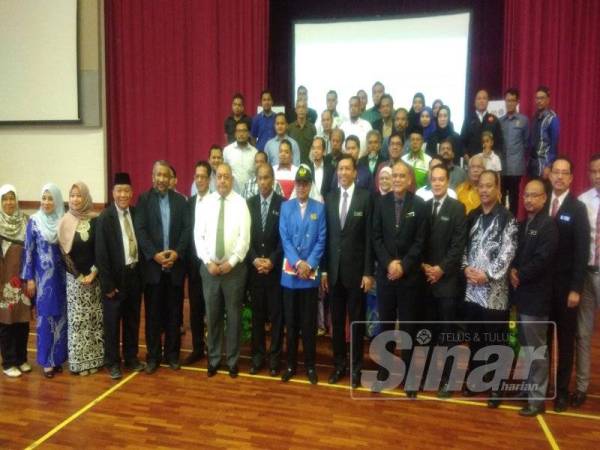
top-left (340, 183), bottom-right (355, 199)
top-left (154, 188), bottom-right (168, 198)
top-left (476, 110), bottom-right (487, 122)
top-left (368, 152), bottom-right (378, 161)
top-left (551, 190), bottom-right (569, 210)
top-left (260, 190), bottom-right (274, 205)
top-left (313, 159), bottom-right (324, 169)
top-left (115, 205), bottom-right (130, 217)
top-left (196, 191), bottom-right (209, 204)
top-left (433, 194), bottom-right (448, 210)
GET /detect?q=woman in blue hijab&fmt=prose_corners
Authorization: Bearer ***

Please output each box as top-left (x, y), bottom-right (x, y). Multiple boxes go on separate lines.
top-left (22, 183), bottom-right (68, 378)
top-left (419, 106), bottom-right (437, 142)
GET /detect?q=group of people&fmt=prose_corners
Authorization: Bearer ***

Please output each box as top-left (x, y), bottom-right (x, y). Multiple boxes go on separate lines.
top-left (0, 81), bottom-right (595, 421)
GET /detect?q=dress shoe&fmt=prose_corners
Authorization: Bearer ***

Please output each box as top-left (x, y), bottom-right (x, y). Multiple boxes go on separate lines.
top-left (488, 392), bottom-right (502, 408)
top-left (437, 383), bottom-right (452, 399)
top-left (405, 390), bottom-right (418, 399)
top-left (19, 362), bottom-right (32, 373)
top-left (42, 368), bottom-right (54, 379)
top-left (351, 371), bottom-right (361, 389)
top-left (554, 394), bottom-right (569, 412)
top-left (125, 360), bottom-right (146, 372)
top-left (281, 367), bottom-right (296, 382)
top-left (307, 367), bottom-right (318, 385)
top-left (519, 404), bottom-right (546, 417)
top-left (168, 360), bottom-right (181, 371)
top-left (207, 365), bottom-right (219, 377)
top-left (249, 364), bottom-right (263, 375)
top-left (145, 361), bottom-right (159, 374)
top-left (328, 368), bottom-right (345, 385)
top-left (53, 365), bottom-right (63, 373)
top-left (229, 365), bottom-right (239, 378)
top-left (571, 390), bottom-right (587, 408)
top-left (269, 367), bottom-right (280, 377)
top-left (3, 367), bottom-right (21, 378)
top-left (108, 365), bottom-right (123, 380)
top-left (182, 352), bottom-right (204, 366)
top-left (89, 368), bottom-right (98, 375)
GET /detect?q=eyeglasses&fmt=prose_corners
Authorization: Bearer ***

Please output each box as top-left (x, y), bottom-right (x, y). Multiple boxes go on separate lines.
top-left (523, 192), bottom-right (544, 199)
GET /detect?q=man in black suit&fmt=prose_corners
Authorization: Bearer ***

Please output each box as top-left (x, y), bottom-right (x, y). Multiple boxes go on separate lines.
top-left (308, 136), bottom-right (334, 199)
top-left (545, 156), bottom-right (590, 412)
top-left (510, 179), bottom-right (558, 417)
top-left (135, 160), bottom-right (190, 374)
top-left (322, 154), bottom-right (374, 388)
top-left (358, 130), bottom-right (386, 176)
top-left (247, 163), bottom-right (284, 376)
top-left (460, 89), bottom-right (504, 158)
top-left (421, 164), bottom-right (467, 397)
top-left (372, 160), bottom-right (428, 396)
top-left (183, 161), bottom-right (212, 366)
top-left (96, 172), bottom-right (145, 380)
top-left (324, 128), bottom-right (345, 169)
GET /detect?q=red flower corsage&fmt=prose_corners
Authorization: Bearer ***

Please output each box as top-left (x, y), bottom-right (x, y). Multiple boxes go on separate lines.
top-left (9, 276), bottom-right (21, 289)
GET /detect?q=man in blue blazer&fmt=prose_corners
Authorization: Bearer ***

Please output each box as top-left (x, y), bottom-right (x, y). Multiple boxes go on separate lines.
top-left (279, 164), bottom-right (326, 384)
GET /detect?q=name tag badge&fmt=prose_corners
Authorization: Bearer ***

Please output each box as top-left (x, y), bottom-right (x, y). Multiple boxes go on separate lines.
top-left (310, 213), bottom-right (317, 221)
top-left (353, 211), bottom-right (363, 217)
top-left (528, 229), bottom-right (538, 236)
top-left (559, 214), bottom-right (571, 222)
top-left (440, 216), bottom-right (450, 222)
top-left (406, 211), bottom-right (415, 218)
top-left (272, 210), bottom-right (279, 216)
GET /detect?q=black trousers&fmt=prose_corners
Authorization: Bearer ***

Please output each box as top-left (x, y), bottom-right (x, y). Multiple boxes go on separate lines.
top-left (188, 261), bottom-right (206, 355)
top-left (330, 280), bottom-right (366, 371)
top-left (249, 277), bottom-right (283, 369)
top-left (283, 287), bottom-right (318, 369)
top-left (501, 175), bottom-right (522, 216)
top-left (144, 272), bottom-right (183, 364)
top-left (421, 295), bottom-right (457, 381)
top-left (463, 302), bottom-right (509, 392)
top-left (549, 282), bottom-right (578, 396)
top-left (0, 322), bottom-right (29, 369)
top-left (102, 268), bottom-right (141, 367)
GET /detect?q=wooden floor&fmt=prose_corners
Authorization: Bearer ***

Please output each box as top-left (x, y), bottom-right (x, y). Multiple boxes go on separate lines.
top-left (2, 308), bottom-right (600, 449)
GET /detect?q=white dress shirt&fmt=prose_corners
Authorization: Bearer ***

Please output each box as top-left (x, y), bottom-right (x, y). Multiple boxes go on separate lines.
top-left (116, 205), bottom-right (138, 265)
top-left (415, 187), bottom-right (457, 202)
top-left (313, 160), bottom-right (324, 192)
top-left (338, 183), bottom-right (355, 218)
top-left (194, 190), bottom-right (251, 267)
top-left (579, 188), bottom-right (599, 265)
top-left (340, 118), bottom-right (372, 158)
top-left (223, 141), bottom-right (258, 194)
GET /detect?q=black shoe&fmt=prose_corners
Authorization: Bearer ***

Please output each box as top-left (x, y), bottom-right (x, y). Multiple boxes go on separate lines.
top-left (351, 371), bottom-right (361, 389)
top-left (571, 390), bottom-right (587, 408)
top-left (182, 352), bottom-right (204, 366)
top-left (269, 367), bottom-right (280, 377)
top-left (168, 360), bottom-right (181, 371)
top-left (281, 367), bottom-right (296, 382)
top-left (519, 404), bottom-right (546, 417)
top-left (207, 365), bottom-right (219, 377)
top-left (145, 361), bottom-right (159, 375)
top-left (108, 365), bottom-right (123, 380)
top-left (307, 367), bottom-right (318, 385)
top-left (249, 364), bottom-right (263, 375)
top-left (328, 367), bottom-right (345, 385)
top-left (53, 365), bottom-right (63, 374)
top-left (42, 368), bottom-right (54, 379)
top-left (406, 390), bottom-right (418, 399)
top-left (554, 394), bottom-right (569, 412)
top-left (229, 365), bottom-right (239, 378)
top-left (124, 360), bottom-right (146, 372)
top-left (437, 383), bottom-right (452, 399)
top-left (488, 392), bottom-right (501, 408)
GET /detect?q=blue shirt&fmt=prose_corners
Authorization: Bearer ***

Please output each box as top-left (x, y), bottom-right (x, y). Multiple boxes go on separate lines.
top-left (500, 113), bottom-right (529, 176)
top-left (264, 134), bottom-right (301, 166)
top-left (251, 111), bottom-right (276, 151)
top-left (158, 191), bottom-right (170, 250)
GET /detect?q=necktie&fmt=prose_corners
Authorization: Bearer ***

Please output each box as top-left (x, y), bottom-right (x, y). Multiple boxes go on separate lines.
top-left (432, 200), bottom-right (440, 220)
top-left (216, 197), bottom-right (225, 260)
top-left (122, 210), bottom-right (137, 260)
top-left (595, 194), bottom-right (600, 266)
top-left (261, 199), bottom-right (268, 231)
top-left (395, 199), bottom-right (403, 227)
top-left (551, 197), bottom-right (559, 218)
top-left (340, 191), bottom-right (348, 229)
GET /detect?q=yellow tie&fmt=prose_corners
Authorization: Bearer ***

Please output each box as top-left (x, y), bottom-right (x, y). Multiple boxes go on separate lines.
top-left (123, 210), bottom-right (138, 260)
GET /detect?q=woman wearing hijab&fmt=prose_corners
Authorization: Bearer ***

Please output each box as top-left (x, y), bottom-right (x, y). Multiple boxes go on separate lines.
top-left (377, 166), bottom-right (393, 196)
top-left (58, 182), bottom-right (103, 375)
top-left (0, 185), bottom-right (31, 378)
top-left (426, 105), bottom-right (464, 162)
top-left (407, 92), bottom-right (426, 129)
top-left (22, 183), bottom-right (67, 378)
top-left (419, 107), bottom-right (437, 142)
top-left (431, 99), bottom-right (444, 119)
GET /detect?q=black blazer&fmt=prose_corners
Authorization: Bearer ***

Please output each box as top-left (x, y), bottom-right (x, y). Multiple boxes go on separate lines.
top-left (322, 187), bottom-right (374, 288)
top-left (372, 191), bottom-right (427, 286)
top-left (460, 111), bottom-right (504, 157)
top-left (246, 192), bottom-right (284, 285)
top-left (511, 212), bottom-right (559, 316)
top-left (308, 160), bottom-right (335, 198)
top-left (358, 153), bottom-right (386, 176)
top-left (543, 193), bottom-right (590, 294)
top-left (423, 197), bottom-right (467, 298)
top-left (135, 189), bottom-right (190, 286)
top-left (187, 194), bottom-right (207, 272)
top-left (95, 204), bottom-right (141, 295)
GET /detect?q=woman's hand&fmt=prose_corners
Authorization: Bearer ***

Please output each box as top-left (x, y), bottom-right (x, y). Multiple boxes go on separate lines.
top-left (25, 280), bottom-right (36, 299)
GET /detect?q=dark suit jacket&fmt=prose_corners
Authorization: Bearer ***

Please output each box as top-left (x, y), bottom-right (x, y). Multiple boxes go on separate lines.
top-left (358, 153), bottom-right (386, 176)
top-left (308, 161), bottom-right (335, 198)
top-left (322, 187), bottom-right (374, 288)
top-left (511, 212), bottom-right (559, 316)
top-left (372, 191), bottom-right (427, 286)
top-left (460, 111), bottom-right (504, 157)
top-left (423, 197), bottom-right (467, 298)
top-left (95, 203), bottom-right (141, 295)
top-left (543, 193), bottom-right (590, 294)
top-left (135, 189), bottom-right (190, 286)
top-left (246, 192), bottom-right (284, 285)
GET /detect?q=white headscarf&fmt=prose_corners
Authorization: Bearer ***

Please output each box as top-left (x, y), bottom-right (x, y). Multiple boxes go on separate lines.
top-left (31, 183), bottom-right (65, 243)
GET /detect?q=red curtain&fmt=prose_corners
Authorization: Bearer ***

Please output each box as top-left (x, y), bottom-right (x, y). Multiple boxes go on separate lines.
top-left (105, 0), bottom-right (269, 197)
top-left (503, 0), bottom-right (600, 195)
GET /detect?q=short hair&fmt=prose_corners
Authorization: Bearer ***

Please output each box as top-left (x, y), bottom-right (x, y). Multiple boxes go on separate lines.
top-left (349, 95), bottom-right (360, 104)
top-left (256, 161), bottom-right (274, 178)
top-left (195, 160), bottom-right (212, 176)
top-left (279, 139), bottom-right (292, 152)
top-left (476, 89), bottom-right (490, 98)
top-left (216, 162), bottom-right (233, 175)
top-left (536, 85), bottom-right (551, 96)
top-left (321, 109), bottom-right (332, 119)
top-left (255, 150), bottom-right (268, 162)
top-left (589, 153), bottom-right (600, 165)
top-left (235, 121), bottom-right (249, 131)
top-left (297, 85), bottom-right (307, 93)
top-left (372, 81), bottom-right (385, 90)
top-left (430, 164), bottom-right (449, 180)
top-left (209, 145), bottom-right (223, 156)
top-left (331, 128), bottom-right (345, 141)
top-left (389, 131), bottom-right (404, 145)
top-left (312, 136), bottom-right (326, 151)
top-left (551, 155), bottom-right (574, 173)
top-left (392, 159), bottom-right (412, 173)
top-left (430, 155), bottom-right (445, 167)
top-left (232, 92), bottom-right (244, 103)
top-left (260, 89), bottom-right (273, 99)
top-left (379, 94), bottom-right (393, 105)
top-left (366, 129), bottom-right (382, 143)
top-left (345, 135), bottom-right (360, 149)
top-left (357, 89), bottom-right (367, 96)
top-left (274, 112), bottom-right (287, 122)
top-left (337, 153), bottom-right (357, 170)
top-left (479, 169), bottom-right (500, 186)
top-left (153, 159), bottom-right (171, 174)
top-left (504, 88), bottom-right (520, 100)
top-left (481, 130), bottom-right (494, 141)
top-left (169, 165), bottom-right (177, 178)
top-left (327, 90), bottom-right (338, 99)
top-left (439, 138), bottom-right (454, 151)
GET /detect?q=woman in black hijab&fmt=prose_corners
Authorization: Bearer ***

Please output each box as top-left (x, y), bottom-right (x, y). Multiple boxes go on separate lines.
top-left (407, 92), bottom-right (425, 129)
top-left (426, 105), bottom-right (464, 161)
